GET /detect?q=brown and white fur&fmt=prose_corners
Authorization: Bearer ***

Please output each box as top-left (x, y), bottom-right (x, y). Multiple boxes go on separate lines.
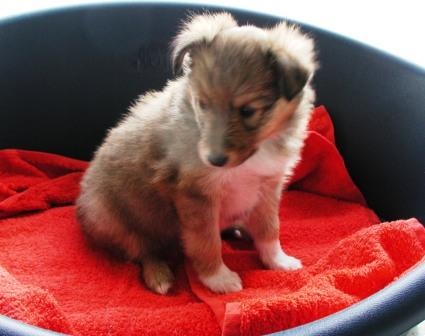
top-left (76, 13), bottom-right (317, 294)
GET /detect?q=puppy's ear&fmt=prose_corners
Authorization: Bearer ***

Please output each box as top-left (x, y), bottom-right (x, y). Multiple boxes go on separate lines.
top-left (171, 12), bottom-right (237, 74)
top-left (267, 22), bottom-right (317, 100)
top-left (268, 52), bottom-right (309, 101)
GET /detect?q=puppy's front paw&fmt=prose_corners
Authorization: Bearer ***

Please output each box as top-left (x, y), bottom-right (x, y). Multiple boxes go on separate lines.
top-left (256, 240), bottom-right (302, 271)
top-left (267, 253), bottom-right (303, 271)
top-left (199, 263), bottom-right (242, 293)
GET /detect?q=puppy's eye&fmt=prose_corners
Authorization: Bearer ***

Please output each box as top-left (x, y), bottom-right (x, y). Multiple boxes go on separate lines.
top-left (199, 100), bottom-right (207, 110)
top-left (239, 106), bottom-right (256, 118)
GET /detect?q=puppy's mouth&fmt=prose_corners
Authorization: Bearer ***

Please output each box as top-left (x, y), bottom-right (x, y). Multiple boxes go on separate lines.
top-left (234, 148), bottom-right (258, 167)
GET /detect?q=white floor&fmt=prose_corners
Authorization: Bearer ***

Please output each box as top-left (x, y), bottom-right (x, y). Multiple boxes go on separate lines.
top-left (404, 321), bottom-right (425, 336)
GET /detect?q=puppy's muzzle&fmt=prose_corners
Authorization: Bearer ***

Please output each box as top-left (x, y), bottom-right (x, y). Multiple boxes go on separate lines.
top-left (207, 153), bottom-right (229, 167)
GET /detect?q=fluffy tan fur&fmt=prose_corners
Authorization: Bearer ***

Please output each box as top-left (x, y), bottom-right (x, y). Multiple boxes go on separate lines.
top-left (76, 12), bottom-right (317, 294)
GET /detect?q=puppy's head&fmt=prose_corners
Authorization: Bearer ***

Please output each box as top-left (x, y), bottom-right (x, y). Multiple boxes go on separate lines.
top-left (172, 13), bottom-right (317, 168)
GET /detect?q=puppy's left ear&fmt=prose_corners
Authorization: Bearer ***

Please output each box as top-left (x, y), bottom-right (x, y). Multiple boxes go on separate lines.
top-left (171, 12), bottom-right (237, 75)
top-left (267, 22), bottom-right (318, 100)
top-left (268, 53), bottom-right (309, 101)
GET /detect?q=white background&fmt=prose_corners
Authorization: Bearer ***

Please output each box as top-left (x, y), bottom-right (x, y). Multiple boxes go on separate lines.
top-left (0, 0), bottom-right (424, 69)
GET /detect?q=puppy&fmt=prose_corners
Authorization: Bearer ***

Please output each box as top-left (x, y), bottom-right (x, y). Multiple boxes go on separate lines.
top-left (76, 12), bottom-right (317, 294)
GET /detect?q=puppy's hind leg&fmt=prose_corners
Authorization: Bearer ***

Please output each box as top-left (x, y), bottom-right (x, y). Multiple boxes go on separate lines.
top-left (76, 192), bottom-right (144, 261)
top-left (141, 256), bottom-right (175, 295)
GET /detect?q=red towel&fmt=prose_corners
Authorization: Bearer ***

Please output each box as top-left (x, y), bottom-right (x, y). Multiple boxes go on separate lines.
top-left (0, 106), bottom-right (424, 336)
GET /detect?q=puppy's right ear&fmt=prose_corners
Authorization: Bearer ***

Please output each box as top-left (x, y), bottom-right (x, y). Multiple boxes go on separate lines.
top-left (171, 12), bottom-right (237, 75)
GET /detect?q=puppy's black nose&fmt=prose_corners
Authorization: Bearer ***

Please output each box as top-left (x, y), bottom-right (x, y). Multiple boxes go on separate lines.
top-left (207, 154), bottom-right (229, 167)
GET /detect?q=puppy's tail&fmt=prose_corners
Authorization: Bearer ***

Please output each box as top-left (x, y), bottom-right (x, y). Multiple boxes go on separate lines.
top-left (141, 257), bottom-right (174, 295)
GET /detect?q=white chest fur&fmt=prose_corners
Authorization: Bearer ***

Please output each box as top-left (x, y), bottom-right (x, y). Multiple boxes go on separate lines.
top-left (205, 144), bottom-right (288, 228)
